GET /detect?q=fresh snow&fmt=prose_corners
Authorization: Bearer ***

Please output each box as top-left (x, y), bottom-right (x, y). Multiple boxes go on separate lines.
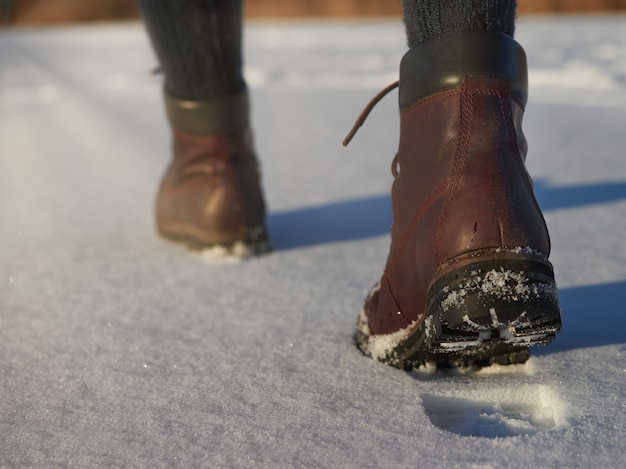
top-left (356, 284), bottom-right (420, 363)
top-left (1, 15), bottom-right (626, 468)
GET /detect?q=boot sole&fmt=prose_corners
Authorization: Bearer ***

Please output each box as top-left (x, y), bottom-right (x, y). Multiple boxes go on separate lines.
top-left (157, 225), bottom-right (271, 258)
top-left (357, 247), bottom-right (561, 369)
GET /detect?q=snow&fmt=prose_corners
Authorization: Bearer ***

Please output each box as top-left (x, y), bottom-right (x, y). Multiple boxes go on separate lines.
top-left (1, 15), bottom-right (626, 468)
top-left (198, 238), bottom-right (270, 260)
top-left (356, 284), bottom-right (419, 363)
top-left (420, 381), bottom-right (566, 437)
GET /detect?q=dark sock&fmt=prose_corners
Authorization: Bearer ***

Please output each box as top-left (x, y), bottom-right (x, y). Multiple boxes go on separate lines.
top-left (402, 0), bottom-right (517, 47)
top-left (136, 0), bottom-right (244, 101)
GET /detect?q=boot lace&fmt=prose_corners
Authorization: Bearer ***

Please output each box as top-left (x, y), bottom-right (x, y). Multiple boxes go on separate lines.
top-left (342, 80), bottom-right (400, 177)
top-left (342, 80), bottom-right (399, 147)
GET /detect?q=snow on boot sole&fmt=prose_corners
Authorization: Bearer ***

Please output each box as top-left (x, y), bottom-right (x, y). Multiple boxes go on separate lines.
top-left (357, 248), bottom-right (562, 370)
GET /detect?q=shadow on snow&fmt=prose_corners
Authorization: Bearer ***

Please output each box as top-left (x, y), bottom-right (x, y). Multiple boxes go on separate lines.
top-left (538, 281), bottom-right (626, 353)
top-left (267, 193), bottom-right (392, 251)
top-left (534, 179), bottom-right (626, 211)
top-left (267, 179), bottom-right (626, 251)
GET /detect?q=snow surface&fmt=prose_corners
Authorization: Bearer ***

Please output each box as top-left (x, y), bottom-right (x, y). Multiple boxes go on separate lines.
top-left (2, 15), bottom-right (626, 468)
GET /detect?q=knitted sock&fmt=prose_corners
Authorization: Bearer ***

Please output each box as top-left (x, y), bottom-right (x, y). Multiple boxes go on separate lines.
top-left (136, 0), bottom-right (244, 100)
top-left (402, 0), bottom-right (517, 47)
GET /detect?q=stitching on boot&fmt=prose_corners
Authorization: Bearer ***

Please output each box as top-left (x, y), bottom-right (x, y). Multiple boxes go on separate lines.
top-left (402, 88), bottom-right (461, 121)
top-left (384, 179), bottom-right (450, 275)
top-left (435, 87), bottom-right (474, 264)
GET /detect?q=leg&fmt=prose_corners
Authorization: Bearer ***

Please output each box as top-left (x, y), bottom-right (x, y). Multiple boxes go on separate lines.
top-left (136, 0), bottom-right (244, 100)
top-left (136, 0), bottom-right (269, 256)
top-left (353, 0), bottom-right (561, 368)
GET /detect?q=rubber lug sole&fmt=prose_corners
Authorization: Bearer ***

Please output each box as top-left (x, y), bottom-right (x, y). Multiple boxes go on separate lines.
top-left (358, 248), bottom-right (561, 370)
top-left (157, 226), bottom-right (271, 257)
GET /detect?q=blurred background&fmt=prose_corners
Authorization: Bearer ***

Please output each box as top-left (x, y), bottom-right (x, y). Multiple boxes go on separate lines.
top-left (2, 0), bottom-right (626, 25)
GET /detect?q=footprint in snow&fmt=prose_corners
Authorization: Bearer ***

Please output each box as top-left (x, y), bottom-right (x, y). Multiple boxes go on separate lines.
top-left (421, 384), bottom-right (566, 438)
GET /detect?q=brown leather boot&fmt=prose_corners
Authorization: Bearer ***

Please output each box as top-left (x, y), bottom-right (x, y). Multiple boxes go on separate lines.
top-left (352, 31), bottom-right (561, 369)
top-left (156, 88), bottom-right (270, 256)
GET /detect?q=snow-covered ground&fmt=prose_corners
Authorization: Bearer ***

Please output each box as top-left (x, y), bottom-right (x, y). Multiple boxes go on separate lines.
top-left (1, 15), bottom-right (625, 468)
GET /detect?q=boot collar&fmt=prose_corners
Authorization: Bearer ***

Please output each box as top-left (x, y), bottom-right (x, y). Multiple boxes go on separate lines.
top-left (399, 30), bottom-right (528, 113)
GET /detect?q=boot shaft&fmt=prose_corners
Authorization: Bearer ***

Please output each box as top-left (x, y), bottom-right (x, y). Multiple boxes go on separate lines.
top-left (391, 30), bottom-right (549, 271)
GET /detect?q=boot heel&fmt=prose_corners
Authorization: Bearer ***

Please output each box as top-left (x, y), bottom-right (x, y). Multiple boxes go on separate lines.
top-left (415, 248), bottom-right (561, 366)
